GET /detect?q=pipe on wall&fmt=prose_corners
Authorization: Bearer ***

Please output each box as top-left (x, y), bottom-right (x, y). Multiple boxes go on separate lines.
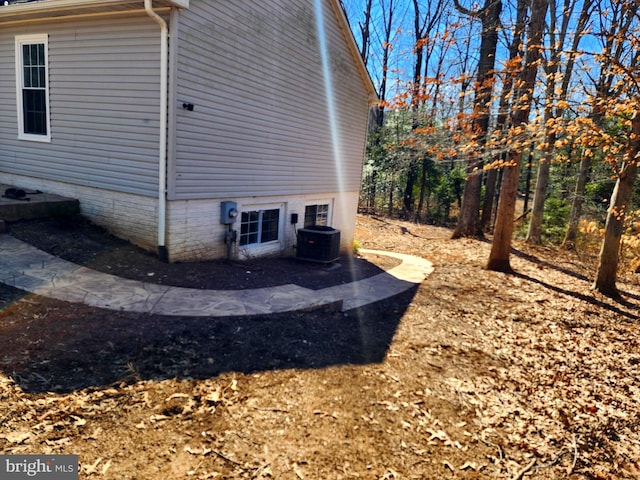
top-left (144, 0), bottom-right (169, 262)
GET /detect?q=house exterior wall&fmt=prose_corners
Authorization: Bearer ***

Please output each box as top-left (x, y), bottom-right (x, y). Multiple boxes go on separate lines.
top-left (170, 0), bottom-right (370, 199)
top-left (0, 15), bottom-right (161, 197)
top-left (164, 0), bottom-right (371, 260)
top-left (0, 1), bottom-right (371, 262)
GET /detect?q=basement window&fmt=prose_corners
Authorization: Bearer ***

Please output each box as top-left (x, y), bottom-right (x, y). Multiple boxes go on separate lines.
top-left (16, 34), bottom-right (51, 142)
top-left (239, 208), bottom-right (281, 247)
top-left (304, 203), bottom-right (329, 227)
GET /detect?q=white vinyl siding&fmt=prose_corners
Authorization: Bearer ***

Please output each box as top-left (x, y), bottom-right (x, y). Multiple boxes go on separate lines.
top-left (0, 16), bottom-right (162, 197)
top-left (171, 0), bottom-right (370, 199)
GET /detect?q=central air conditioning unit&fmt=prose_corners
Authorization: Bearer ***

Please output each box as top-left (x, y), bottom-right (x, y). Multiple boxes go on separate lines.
top-left (296, 226), bottom-right (341, 263)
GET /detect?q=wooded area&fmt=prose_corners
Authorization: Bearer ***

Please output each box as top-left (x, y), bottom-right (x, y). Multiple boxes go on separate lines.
top-left (342, 0), bottom-right (640, 296)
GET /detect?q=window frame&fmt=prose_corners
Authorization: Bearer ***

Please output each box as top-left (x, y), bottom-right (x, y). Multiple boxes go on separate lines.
top-left (15, 34), bottom-right (51, 143)
top-left (238, 204), bottom-right (284, 257)
top-left (304, 202), bottom-right (331, 228)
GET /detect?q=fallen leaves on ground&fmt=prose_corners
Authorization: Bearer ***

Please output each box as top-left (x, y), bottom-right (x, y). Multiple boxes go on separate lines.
top-left (0, 215), bottom-right (639, 479)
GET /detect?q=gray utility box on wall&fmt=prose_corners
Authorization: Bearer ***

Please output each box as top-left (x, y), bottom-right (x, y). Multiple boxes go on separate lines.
top-left (296, 226), bottom-right (341, 263)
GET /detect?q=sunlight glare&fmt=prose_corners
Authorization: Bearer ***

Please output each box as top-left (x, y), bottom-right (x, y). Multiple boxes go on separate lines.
top-left (314, 0), bottom-right (372, 357)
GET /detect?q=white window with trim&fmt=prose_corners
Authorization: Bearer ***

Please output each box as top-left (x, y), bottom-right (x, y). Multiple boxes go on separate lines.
top-left (239, 204), bottom-right (284, 256)
top-left (15, 34), bottom-right (51, 142)
top-left (304, 203), bottom-right (330, 228)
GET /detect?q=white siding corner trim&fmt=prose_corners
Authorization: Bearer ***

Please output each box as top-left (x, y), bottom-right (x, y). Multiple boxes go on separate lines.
top-left (15, 33), bottom-right (51, 143)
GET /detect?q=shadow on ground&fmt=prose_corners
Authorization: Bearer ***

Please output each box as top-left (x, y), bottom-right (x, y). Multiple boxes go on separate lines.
top-left (512, 271), bottom-right (639, 321)
top-left (0, 287), bottom-right (417, 394)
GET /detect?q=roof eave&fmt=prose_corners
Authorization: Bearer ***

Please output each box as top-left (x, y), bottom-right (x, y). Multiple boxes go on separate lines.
top-left (0, 0), bottom-right (188, 23)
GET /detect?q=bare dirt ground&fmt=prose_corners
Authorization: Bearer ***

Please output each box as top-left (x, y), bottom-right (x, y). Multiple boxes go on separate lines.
top-left (1, 215), bottom-right (639, 479)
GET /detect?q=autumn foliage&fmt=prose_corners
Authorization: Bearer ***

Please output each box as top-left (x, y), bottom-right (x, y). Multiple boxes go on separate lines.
top-left (348, 0), bottom-right (640, 290)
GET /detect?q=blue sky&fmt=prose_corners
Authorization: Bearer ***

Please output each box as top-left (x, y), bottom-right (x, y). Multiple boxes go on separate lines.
top-left (341, 0), bottom-right (629, 114)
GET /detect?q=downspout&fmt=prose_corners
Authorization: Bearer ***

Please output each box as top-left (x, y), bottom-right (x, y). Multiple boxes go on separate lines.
top-left (145, 0), bottom-right (169, 262)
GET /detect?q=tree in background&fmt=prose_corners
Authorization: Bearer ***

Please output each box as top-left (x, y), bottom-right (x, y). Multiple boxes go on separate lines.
top-left (344, 0), bottom-right (640, 286)
top-left (525, 0), bottom-right (593, 244)
top-left (593, 108), bottom-right (640, 295)
top-left (589, 3), bottom-right (640, 294)
top-left (451, 0), bottom-right (502, 238)
top-left (480, 0), bottom-right (528, 231)
top-left (355, 0), bottom-right (374, 65)
top-left (487, 0), bottom-right (549, 272)
top-left (403, 0), bottom-right (448, 217)
top-left (563, 0), bottom-right (636, 249)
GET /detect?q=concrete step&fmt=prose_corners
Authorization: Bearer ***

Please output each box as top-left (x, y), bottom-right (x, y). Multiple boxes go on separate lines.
top-left (0, 184), bottom-right (79, 222)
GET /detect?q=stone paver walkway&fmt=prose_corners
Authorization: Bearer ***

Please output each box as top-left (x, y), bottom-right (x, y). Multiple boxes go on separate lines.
top-left (0, 235), bottom-right (433, 317)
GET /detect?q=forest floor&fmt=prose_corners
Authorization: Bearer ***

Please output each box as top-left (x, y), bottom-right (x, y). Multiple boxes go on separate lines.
top-left (0, 214), bottom-right (639, 479)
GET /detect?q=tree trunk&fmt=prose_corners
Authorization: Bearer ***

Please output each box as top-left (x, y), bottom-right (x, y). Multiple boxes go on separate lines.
top-left (403, 165), bottom-right (418, 216)
top-left (487, 151), bottom-right (521, 271)
top-left (481, 0), bottom-right (528, 231)
top-left (451, 0), bottom-right (501, 239)
top-left (525, 0), bottom-right (559, 245)
top-left (388, 173), bottom-right (395, 216)
top-left (492, 167), bottom-right (504, 232)
top-left (526, 148), bottom-right (552, 242)
top-left (481, 168), bottom-right (498, 228)
top-left (368, 169), bottom-right (378, 214)
top-left (562, 150), bottom-right (589, 249)
top-left (523, 151), bottom-right (533, 214)
top-left (592, 114), bottom-right (640, 296)
top-left (454, 171), bottom-right (484, 235)
top-left (487, 0), bottom-right (548, 272)
top-left (416, 155), bottom-right (429, 219)
top-left (404, 0), bottom-right (426, 218)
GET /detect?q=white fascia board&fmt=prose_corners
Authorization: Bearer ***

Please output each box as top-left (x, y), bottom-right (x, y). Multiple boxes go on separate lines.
top-left (1, 0), bottom-right (188, 16)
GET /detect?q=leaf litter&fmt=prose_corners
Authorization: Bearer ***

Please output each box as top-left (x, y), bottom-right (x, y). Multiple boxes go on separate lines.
top-left (0, 215), bottom-right (639, 478)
